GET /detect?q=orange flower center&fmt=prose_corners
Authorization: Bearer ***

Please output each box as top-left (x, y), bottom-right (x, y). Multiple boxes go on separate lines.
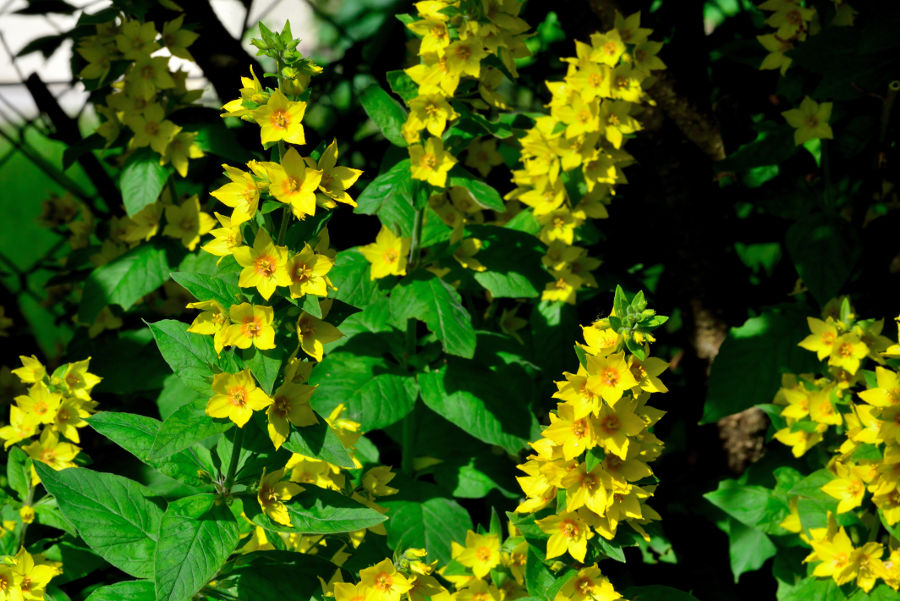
top-left (140, 64), bottom-right (155, 80)
top-left (229, 386), bottom-right (248, 407)
top-left (571, 418), bottom-right (588, 438)
top-left (34, 401), bottom-right (48, 415)
top-left (373, 573), bottom-right (393, 592)
top-left (287, 176), bottom-right (302, 193)
top-left (601, 414), bottom-right (620, 433)
top-left (804, 114), bottom-right (819, 128)
top-left (383, 249), bottom-right (398, 264)
top-left (145, 121), bottom-right (160, 136)
top-left (292, 261), bottom-right (313, 283)
top-left (601, 367), bottom-right (619, 387)
top-left (575, 577), bottom-right (593, 596)
top-left (272, 109), bottom-right (289, 130)
top-left (838, 342), bottom-right (853, 357)
top-left (272, 396), bottom-right (291, 418)
top-left (560, 519), bottom-right (579, 539)
top-left (604, 41), bottom-right (618, 56)
top-left (241, 317), bottom-right (262, 338)
top-left (421, 152), bottom-right (438, 170)
top-left (66, 373), bottom-right (81, 387)
top-left (475, 546), bottom-right (492, 562)
top-left (589, 72), bottom-right (604, 87)
top-left (255, 255), bottom-right (276, 277)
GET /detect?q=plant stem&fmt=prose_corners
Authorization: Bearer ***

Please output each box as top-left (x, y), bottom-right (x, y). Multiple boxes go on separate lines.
top-left (408, 207), bottom-right (424, 270)
top-left (223, 426), bottom-right (245, 495)
top-left (277, 205), bottom-right (291, 245)
top-left (401, 317), bottom-right (418, 476)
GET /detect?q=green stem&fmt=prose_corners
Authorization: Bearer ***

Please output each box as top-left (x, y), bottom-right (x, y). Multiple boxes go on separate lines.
top-left (17, 484), bottom-right (35, 548)
top-left (821, 139), bottom-right (832, 209)
top-left (223, 426), bottom-right (245, 495)
top-left (277, 205), bottom-right (291, 245)
top-left (408, 207), bottom-right (424, 270)
top-left (401, 317), bottom-right (418, 476)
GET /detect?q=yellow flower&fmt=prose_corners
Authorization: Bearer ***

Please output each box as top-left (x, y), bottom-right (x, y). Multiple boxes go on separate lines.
top-left (14, 546), bottom-right (61, 600)
top-left (757, 34), bottom-right (792, 74)
top-left (206, 370), bottom-right (273, 427)
top-left (822, 462), bottom-right (867, 514)
top-left (15, 382), bottom-right (60, 425)
top-left (799, 317), bottom-right (838, 360)
top-left (124, 104), bottom-right (179, 154)
top-left (267, 147), bottom-right (323, 220)
top-left (307, 139), bottom-right (363, 207)
top-left (297, 312), bottom-right (343, 362)
top-left (0, 407), bottom-right (38, 450)
top-left (222, 303), bottom-right (276, 350)
top-left (287, 244), bottom-right (334, 298)
top-left (782, 97), bottom-right (834, 146)
top-left (859, 366), bottom-right (900, 407)
top-left (161, 130), bottom-right (204, 178)
top-left (542, 403), bottom-right (598, 460)
top-left (359, 559), bottom-right (413, 601)
top-left (258, 468), bottom-right (303, 526)
top-left (805, 517), bottom-right (858, 585)
top-left (456, 531), bottom-right (500, 578)
top-left (187, 300), bottom-right (230, 354)
top-left (542, 271), bottom-right (583, 305)
top-left (221, 67), bottom-right (267, 119)
top-left (59, 358), bottom-right (101, 401)
top-left (114, 20), bottom-right (159, 60)
top-left (12, 355), bottom-right (45, 384)
top-left (24, 429), bottom-right (80, 482)
top-left (201, 213), bottom-right (243, 261)
top-left (163, 195), bottom-right (216, 251)
top-left (359, 226), bottom-right (410, 280)
top-left (555, 564), bottom-right (621, 601)
top-left (409, 137), bottom-right (457, 188)
top-left (408, 94), bottom-right (459, 138)
top-left (253, 89), bottom-right (307, 146)
top-left (128, 56), bottom-right (176, 101)
top-left (267, 382), bottom-right (318, 449)
top-left (537, 511), bottom-right (592, 562)
top-left (233, 229), bottom-right (291, 300)
top-left (210, 164), bottom-right (261, 225)
top-left (161, 15), bottom-right (198, 60)
top-left (828, 333), bottom-right (868, 375)
top-left (453, 238), bottom-right (486, 272)
top-left (120, 202), bottom-right (163, 243)
top-left (362, 466), bottom-right (398, 497)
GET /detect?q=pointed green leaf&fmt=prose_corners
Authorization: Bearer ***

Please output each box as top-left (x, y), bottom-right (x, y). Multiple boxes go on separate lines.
top-left (150, 397), bottom-right (232, 460)
top-left (360, 84), bottom-right (408, 147)
top-left (170, 272), bottom-right (242, 308)
top-left (154, 494), bottom-right (239, 601)
top-left (390, 272), bottom-right (476, 358)
top-left (283, 421), bottom-right (356, 469)
top-left (85, 581), bottom-right (155, 601)
top-left (355, 159), bottom-right (416, 236)
top-left (35, 463), bottom-right (162, 579)
top-left (120, 148), bottom-right (168, 216)
top-left (80, 244), bottom-right (170, 322)
top-left (147, 319), bottom-right (240, 395)
top-left (248, 487), bottom-right (387, 534)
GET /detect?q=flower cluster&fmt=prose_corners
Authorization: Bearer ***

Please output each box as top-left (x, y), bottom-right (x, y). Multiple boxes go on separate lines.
top-left (505, 13), bottom-right (665, 304)
top-left (244, 424), bottom-right (397, 553)
top-left (756, 0), bottom-right (856, 75)
top-left (773, 298), bottom-right (900, 592)
top-left (0, 547), bottom-right (62, 601)
top-left (0, 356), bottom-right (100, 480)
top-left (515, 289), bottom-right (669, 564)
top-left (361, 0), bottom-right (532, 279)
top-left (78, 12), bottom-right (203, 173)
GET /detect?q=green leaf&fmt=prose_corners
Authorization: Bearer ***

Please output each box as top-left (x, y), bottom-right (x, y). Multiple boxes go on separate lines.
top-left (120, 148), bottom-right (168, 217)
top-left (299, 292), bottom-right (323, 318)
top-left (150, 397), bottom-right (232, 460)
top-left (525, 545), bottom-right (555, 600)
top-left (308, 351), bottom-right (418, 430)
top-left (418, 360), bottom-right (539, 454)
top-left (232, 551), bottom-right (337, 601)
top-left (779, 576), bottom-right (846, 601)
top-left (170, 272), bottom-right (242, 308)
top-left (448, 170), bottom-right (504, 211)
top-left (704, 479), bottom-right (787, 532)
top-left (700, 306), bottom-right (819, 423)
top-left (360, 84), bottom-right (408, 147)
top-left (283, 421), bottom-right (356, 469)
top-left (786, 213), bottom-right (861, 308)
top-left (468, 225), bottom-right (550, 298)
top-left (42, 539), bottom-right (107, 585)
top-left (154, 494), bottom-right (239, 601)
top-left (80, 244), bottom-right (170, 322)
top-left (249, 487), bottom-right (387, 534)
top-left (84, 581), bottom-right (155, 601)
top-left (386, 70), bottom-right (418, 102)
top-left (242, 347), bottom-right (282, 395)
top-left (329, 249), bottom-right (386, 309)
top-left (35, 463), bottom-right (162, 579)
top-left (585, 448), bottom-right (605, 473)
top-left (727, 518), bottom-right (777, 582)
top-left (147, 319), bottom-right (238, 395)
top-left (624, 586), bottom-right (701, 601)
top-left (380, 477), bottom-right (472, 565)
top-left (87, 412), bottom-right (213, 487)
top-left (355, 159), bottom-right (416, 236)
top-left (6, 447), bottom-right (30, 501)
top-left (390, 271), bottom-right (476, 358)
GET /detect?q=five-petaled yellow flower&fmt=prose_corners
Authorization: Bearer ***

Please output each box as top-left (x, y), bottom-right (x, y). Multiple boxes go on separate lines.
top-left (257, 468), bottom-right (302, 526)
top-left (782, 96), bottom-right (834, 145)
top-left (233, 229), bottom-right (291, 300)
top-left (359, 226), bottom-right (411, 280)
top-left (222, 303), bottom-right (276, 350)
top-left (409, 137), bottom-right (457, 187)
top-left (253, 89), bottom-right (307, 146)
top-left (206, 370), bottom-right (273, 428)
